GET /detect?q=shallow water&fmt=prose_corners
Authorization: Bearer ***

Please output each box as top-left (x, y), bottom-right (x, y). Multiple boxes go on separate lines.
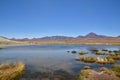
top-left (0, 44), bottom-right (120, 80)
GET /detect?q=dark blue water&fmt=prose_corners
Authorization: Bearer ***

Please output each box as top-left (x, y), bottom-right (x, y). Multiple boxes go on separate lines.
top-left (0, 44), bottom-right (120, 80)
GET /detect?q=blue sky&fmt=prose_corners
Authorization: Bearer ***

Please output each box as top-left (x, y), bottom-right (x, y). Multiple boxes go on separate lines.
top-left (0, 0), bottom-right (120, 38)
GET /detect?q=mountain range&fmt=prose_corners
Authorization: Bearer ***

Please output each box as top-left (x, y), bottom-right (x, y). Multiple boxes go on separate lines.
top-left (0, 32), bottom-right (120, 45)
top-left (11, 32), bottom-right (119, 40)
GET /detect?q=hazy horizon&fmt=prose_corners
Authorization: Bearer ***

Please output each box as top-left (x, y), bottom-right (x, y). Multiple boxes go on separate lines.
top-left (0, 0), bottom-right (120, 38)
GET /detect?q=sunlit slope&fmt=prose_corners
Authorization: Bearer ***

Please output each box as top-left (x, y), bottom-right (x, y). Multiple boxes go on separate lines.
top-left (0, 36), bottom-right (24, 46)
top-left (0, 36), bottom-right (11, 41)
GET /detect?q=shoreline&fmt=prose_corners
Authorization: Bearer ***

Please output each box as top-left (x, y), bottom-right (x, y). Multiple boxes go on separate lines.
top-left (0, 42), bottom-right (120, 47)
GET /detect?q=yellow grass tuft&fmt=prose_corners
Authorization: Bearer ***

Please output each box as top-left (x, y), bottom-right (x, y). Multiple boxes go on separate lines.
top-left (0, 61), bottom-right (25, 80)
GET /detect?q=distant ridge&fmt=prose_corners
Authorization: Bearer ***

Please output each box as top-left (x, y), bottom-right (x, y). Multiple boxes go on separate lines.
top-left (10, 32), bottom-right (119, 40)
top-left (76, 35), bottom-right (84, 38)
top-left (1, 33), bottom-right (120, 45)
top-left (38, 32), bottom-right (114, 40)
top-left (118, 36), bottom-right (120, 38)
top-left (39, 36), bottom-right (74, 40)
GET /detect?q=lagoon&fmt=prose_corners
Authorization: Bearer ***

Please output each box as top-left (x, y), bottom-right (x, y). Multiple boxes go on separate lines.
top-left (0, 44), bottom-right (120, 80)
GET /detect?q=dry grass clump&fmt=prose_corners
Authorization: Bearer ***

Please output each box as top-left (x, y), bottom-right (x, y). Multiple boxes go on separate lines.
top-left (90, 49), bottom-right (107, 55)
top-left (83, 66), bottom-right (90, 70)
top-left (102, 49), bottom-right (108, 52)
top-left (0, 61), bottom-right (25, 80)
top-left (75, 56), bottom-right (97, 63)
top-left (75, 49), bottom-right (120, 64)
top-left (75, 56), bottom-right (115, 64)
top-left (96, 57), bottom-right (115, 64)
top-left (0, 63), bottom-right (11, 70)
top-left (91, 49), bottom-right (99, 54)
top-left (79, 51), bottom-right (87, 55)
top-left (77, 68), bottom-right (91, 80)
top-left (106, 53), bottom-right (120, 60)
top-left (94, 51), bottom-right (106, 55)
top-left (113, 50), bottom-right (120, 54)
top-left (100, 67), bottom-right (113, 75)
top-left (71, 50), bottom-right (77, 54)
top-left (112, 64), bottom-right (120, 77)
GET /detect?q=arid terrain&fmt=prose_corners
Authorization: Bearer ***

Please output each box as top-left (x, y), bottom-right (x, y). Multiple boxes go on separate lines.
top-left (0, 33), bottom-right (120, 46)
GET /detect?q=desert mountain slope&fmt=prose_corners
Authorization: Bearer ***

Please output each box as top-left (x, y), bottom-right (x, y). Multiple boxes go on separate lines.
top-left (0, 36), bottom-right (11, 42)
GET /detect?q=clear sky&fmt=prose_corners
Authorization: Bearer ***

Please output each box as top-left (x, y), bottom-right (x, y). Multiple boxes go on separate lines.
top-left (0, 0), bottom-right (120, 38)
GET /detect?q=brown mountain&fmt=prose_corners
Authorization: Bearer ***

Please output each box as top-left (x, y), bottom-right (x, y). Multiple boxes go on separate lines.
top-left (85, 32), bottom-right (106, 38)
top-left (39, 36), bottom-right (74, 40)
top-left (77, 32), bottom-right (109, 38)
